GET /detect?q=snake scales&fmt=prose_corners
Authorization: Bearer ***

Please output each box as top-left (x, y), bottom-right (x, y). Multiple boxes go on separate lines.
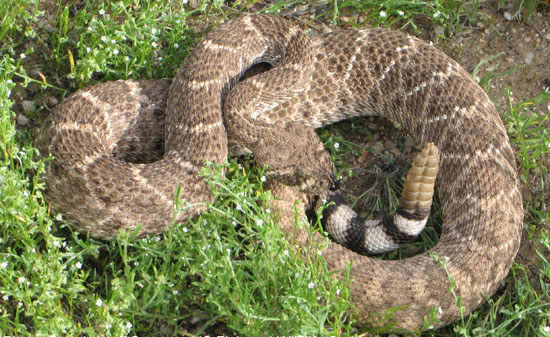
top-left (37, 14), bottom-right (523, 330)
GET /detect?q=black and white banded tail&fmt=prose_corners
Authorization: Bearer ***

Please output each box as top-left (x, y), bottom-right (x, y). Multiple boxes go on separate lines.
top-left (320, 143), bottom-right (439, 254)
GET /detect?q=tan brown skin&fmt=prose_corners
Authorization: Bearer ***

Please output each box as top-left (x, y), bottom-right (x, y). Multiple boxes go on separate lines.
top-left (37, 15), bottom-right (522, 330)
top-left (400, 142), bottom-right (439, 212)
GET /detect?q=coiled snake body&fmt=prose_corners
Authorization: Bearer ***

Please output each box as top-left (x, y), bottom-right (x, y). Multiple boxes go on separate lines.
top-left (37, 15), bottom-right (523, 330)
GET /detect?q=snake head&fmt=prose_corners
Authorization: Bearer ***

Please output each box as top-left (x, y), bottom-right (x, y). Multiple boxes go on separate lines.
top-left (253, 122), bottom-right (339, 194)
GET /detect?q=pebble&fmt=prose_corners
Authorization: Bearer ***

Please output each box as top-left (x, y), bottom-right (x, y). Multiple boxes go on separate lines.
top-left (403, 136), bottom-right (415, 150)
top-left (503, 12), bottom-right (513, 21)
top-left (389, 147), bottom-right (401, 157)
top-left (20, 100), bottom-right (35, 113)
top-left (186, 0), bottom-right (200, 9)
top-left (45, 95), bottom-right (59, 107)
top-left (524, 51), bottom-right (534, 65)
top-left (16, 114), bottom-right (30, 126)
top-left (372, 141), bottom-right (384, 153)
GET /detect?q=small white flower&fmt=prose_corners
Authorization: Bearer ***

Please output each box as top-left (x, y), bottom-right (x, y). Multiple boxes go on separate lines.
top-left (398, 10), bottom-right (404, 16)
top-left (380, 11), bottom-right (387, 18)
top-left (86, 47), bottom-right (91, 53)
top-left (317, 249), bottom-right (322, 256)
top-left (257, 219), bottom-right (263, 227)
top-left (20, 53), bottom-right (26, 59)
top-left (125, 56), bottom-right (130, 62)
top-left (336, 288), bottom-right (341, 295)
top-left (333, 142), bottom-right (340, 149)
top-left (111, 39), bottom-right (116, 44)
top-left (126, 321), bottom-right (132, 329)
top-left (18, 277), bottom-right (26, 283)
top-left (433, 10), bottom-right (441, 18)
top-left (236, 204), bottom-right (242, 211)
top-left (152, 28), bottom-right (157, 34)
top-left (3, 294), bottom-right (9, 300)
top-left (88, 26), bottom-right (93, 32)
top-left (99, 9), bottom-right (105, 15)
top-left (151, 41), bottom-right (158, 48)
top-left (182, 227), bottom-right (188, 233)
top-left (95, 298), bottom-right (103, 306)
top-left (52, 240), bottom-right (60, 247)
top-left (101, 36), bottom-right (107, 42)
top-left (261, 175), bottom-right (267, 182)
top-left (283, 250), bottom-right (289, 256)
top-left (308, 282), bottom-right (315, 289)
top-left (0, 262), bottom-right (8, 268)
top-left (75, 261), bottom-right (82, 269)
top-left (174, 43), bottom-right (179, 48)
top-left (543, 326), bottom-right (550, 333)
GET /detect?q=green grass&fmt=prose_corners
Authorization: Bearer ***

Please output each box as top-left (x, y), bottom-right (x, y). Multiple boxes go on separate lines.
top-left (1, 0), bottom-right (549, 336)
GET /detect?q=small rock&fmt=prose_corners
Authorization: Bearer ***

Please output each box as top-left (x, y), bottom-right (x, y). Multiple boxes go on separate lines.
top-left (403, 136), bottom-right (415, 150)
top-left (187, 0), bottom-right (200, 9)
top-left (45, 95), bottom-right (59, 107)
top-left (503, 12), bottom-right (513, 21)
top-left (389, 147), bottom-right (401, 157)
top-left (16, 114), bottom-right (30, 126)
top-left (372, 141), bottom-right (384, 153)
top-left (20, 100), bottom-right (35, 113)
top-left (524, 51), bottom-right (534, 65)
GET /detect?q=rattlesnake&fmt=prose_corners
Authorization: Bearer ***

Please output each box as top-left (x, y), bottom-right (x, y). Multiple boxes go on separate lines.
top-left (36, 14), bottom-right (523, 330)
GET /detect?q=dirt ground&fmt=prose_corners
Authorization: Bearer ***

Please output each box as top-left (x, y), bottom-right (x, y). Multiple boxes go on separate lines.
top-left (444, 1), bottom-right (549, 110)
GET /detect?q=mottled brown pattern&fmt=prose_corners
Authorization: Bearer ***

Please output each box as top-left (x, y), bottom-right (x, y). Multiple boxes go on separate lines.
top-left (36, 15), bottom-right (522, 330)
